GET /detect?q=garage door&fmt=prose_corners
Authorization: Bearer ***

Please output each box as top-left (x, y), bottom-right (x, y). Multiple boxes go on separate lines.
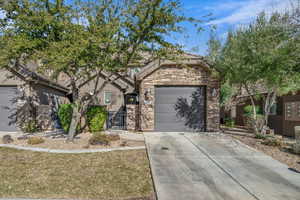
top-left (155, 86), bottom-right (206, 132)
top-left (0, 87), bottom-right (18, 131)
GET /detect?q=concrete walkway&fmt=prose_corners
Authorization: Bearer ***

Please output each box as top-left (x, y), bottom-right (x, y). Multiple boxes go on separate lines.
top-left (0, 144), bottom-right (145, 153)
top-left (144, 132), bottom-right (300, 200)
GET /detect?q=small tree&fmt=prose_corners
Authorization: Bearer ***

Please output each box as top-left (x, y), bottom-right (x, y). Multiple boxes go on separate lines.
top-left (216, 10), bottom-right (300, 134)
top-left (0, 0), bottom-right (201, 141)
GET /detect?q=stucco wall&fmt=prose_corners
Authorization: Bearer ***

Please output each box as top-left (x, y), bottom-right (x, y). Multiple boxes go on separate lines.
top-left (138, 65), bottom-right (220, 132)
top-left (79, 77), bottom-right (134, 112)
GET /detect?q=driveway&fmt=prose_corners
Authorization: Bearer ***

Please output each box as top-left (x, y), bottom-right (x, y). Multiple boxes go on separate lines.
top-left (144, 132), bottom-right (300, 200)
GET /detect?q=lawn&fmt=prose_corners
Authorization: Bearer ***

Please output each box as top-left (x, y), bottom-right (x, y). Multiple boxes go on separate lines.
top-left (0, 148), bottom-right (155, 200)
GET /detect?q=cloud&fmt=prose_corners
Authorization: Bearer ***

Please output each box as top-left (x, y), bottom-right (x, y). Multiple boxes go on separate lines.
top-left (207, 0), bottom-right (294, 25)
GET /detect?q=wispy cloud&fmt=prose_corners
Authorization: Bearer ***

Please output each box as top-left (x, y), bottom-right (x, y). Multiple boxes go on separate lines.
top-left (207, 0), bottom-right (294, 25)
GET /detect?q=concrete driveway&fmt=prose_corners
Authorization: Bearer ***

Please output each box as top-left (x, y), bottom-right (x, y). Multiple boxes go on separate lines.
top-left (144, 132), bottom-right (300, 200)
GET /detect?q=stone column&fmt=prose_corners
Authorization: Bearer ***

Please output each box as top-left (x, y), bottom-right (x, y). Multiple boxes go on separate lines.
top-left (294, 126), bottom-right (300, 154)
top-left (126, 104), bottom-right (138, 131)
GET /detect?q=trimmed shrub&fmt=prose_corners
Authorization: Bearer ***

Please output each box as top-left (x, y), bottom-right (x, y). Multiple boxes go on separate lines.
top-left (58, 104), bottom-right (73, 133)
top-left (27, 137), bottom-right (45, 145)
top-left (86, 106), bottom-right (107, 133)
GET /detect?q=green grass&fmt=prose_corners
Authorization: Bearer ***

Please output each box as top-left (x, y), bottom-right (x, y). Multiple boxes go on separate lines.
top-left (0, 147), bottom-right (154, 200)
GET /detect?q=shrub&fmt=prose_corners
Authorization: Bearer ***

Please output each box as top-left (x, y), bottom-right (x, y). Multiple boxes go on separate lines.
top-left (254, 134), bottom-right (267, 140)
top-left (21, 120), bottom-right (39, 133)
top-left (86, 106), bottom-right (107, 133)
top-left (244, 105), bottom-right (262, 116)
top-left (58, 104), bottom-right (73, 133)
top-left (261, 137), bottom-right (283, 147)
top-left (27, 137), bottom-right (45, 145)
top-left (225, 118), bottom-right (235, 127)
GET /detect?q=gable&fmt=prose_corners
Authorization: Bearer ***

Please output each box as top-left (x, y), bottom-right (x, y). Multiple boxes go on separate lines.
top-left (136, 57), bottom-right (213, 81)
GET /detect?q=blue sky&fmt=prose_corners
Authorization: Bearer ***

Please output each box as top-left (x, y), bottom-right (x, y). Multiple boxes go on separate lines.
top-left (172, 0), bottom-right (295, 55)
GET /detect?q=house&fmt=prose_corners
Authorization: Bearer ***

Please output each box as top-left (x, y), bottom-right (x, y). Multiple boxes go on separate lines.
top-left (1, 53), bottom-right (220, 133)
top-left (127, 54), bottom-right (220, 132)
top-left (58, 53), bottom-right (220, 132)
top-left (0, 64), bottom-right (69, 132)
top-left (232, 91), bottom-right (300, 137)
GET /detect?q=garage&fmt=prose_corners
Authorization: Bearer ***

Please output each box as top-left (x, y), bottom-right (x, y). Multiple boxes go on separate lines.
top-left (155, 86), bottom-right (206, 132)
top-left (0, 87), bottom-right (18, 131)
top-left (132, 54), bottom-right (220, 132)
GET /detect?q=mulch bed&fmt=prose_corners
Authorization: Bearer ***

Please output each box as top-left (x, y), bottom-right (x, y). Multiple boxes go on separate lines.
top-left (0, 132), bottom-right (145, 150)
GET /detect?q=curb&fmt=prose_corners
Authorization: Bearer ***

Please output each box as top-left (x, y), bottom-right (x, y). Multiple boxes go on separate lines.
top-left (0, 144), bottom-right (146, 154)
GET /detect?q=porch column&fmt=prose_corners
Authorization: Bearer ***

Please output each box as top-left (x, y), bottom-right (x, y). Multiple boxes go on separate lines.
top-left (126, 104), bottom-right (138, 131)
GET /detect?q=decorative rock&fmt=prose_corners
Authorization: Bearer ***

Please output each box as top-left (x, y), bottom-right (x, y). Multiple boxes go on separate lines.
top-left (17, 135), bottom-right (29, 140)
top-left (2, 135), bottom-right (14, 144)
top-left (293, 126), bottom-right (300, 154)
top-left (295, 126), bottom-right (300, 142)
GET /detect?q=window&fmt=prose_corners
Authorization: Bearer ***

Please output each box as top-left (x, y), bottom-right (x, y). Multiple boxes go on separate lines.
top-left (104, 91), bottom-right (113, 105)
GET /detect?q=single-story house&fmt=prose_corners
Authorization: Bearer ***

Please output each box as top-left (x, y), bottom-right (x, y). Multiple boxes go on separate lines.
top-left (0, 64), bottom-right (69, 132)
top-left (1, 53), bottom-right (220, 133)
top-left (60, 53), bottom-right (220, 132)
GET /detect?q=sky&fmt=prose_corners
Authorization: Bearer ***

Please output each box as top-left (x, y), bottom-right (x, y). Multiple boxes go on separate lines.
top-left (172, 0), bottom-right (295, 55)
top-left (0, 0), bottom-right (295, 55)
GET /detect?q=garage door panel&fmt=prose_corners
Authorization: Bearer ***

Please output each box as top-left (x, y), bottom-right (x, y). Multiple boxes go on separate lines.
top-left (0, 87), bottom-right (18, 131)
top-left (155, 104), bottom-right (179, 113)
top-left (155, 86), bottom-right (206, 132)
top-left (155, 113), bottom-right (186, 123)
top-left (154, 122), bottom-right (188, 131)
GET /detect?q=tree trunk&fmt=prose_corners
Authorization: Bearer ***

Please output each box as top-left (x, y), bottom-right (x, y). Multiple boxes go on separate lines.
top-left (67, 103), bottom-right (80, 142)
top-left (244, 84), bottom-right (260, 134)
top-left (67, 81), bottom-right (81, 142)
top-left (262, 90), bottom-right (276, 134)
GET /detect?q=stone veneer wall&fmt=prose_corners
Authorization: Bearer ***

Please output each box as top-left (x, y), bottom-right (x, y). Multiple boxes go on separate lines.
top-left (126, 104), bottom-right (138, 131)
top-left (138, 65), bottom-right (220, 132)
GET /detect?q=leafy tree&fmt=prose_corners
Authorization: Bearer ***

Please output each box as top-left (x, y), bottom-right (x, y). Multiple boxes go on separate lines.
top-left (206, 29), bottom-right (237, 110)
top-left (216, 10), bottom-right (300, 134)
top-left (0, 0), bottom-right (200, 141)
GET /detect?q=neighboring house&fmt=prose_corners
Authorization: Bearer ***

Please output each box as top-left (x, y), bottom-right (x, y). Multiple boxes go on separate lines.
top-left (127, 54), bottom-right (220, 132)
top-left (0, 65), bottom-right (69, 132)
top-left (230, 91), bottom-right (300, 137)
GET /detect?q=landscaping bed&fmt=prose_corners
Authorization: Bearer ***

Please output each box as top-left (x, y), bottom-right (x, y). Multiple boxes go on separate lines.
top-left (229, 133), bottom-right (300, 172)
top-left (0, 147), bottom-right (155, 200)
top-left (0, 132), bottom-right (145, 150)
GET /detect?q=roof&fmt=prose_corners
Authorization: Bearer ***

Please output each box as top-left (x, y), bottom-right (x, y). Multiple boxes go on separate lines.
top-left (4, 62), bottom-right (69, 93)
top-left (135, 53), bottom-right (213, 81)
